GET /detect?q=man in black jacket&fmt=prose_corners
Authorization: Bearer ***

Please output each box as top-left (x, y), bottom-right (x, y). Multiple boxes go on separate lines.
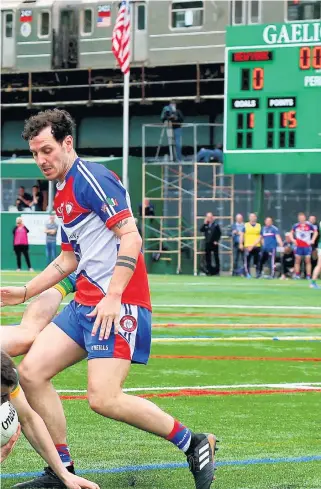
top-left (200, 212), bottom-right (222, 275)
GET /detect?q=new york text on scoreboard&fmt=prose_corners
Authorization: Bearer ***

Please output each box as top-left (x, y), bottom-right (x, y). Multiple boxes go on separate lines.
top-left (224, 22), bottom-right (321, 174)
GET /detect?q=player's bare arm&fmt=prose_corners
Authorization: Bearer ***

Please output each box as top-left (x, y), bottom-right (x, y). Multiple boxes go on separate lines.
top-left (88, 216), bottom-right (142, 340)
top-left (0, 251), bottom-right (77, 307)
top-left (10, 388), bottom-right (100, 489)
top-left (0, 424), bottom-right (21, 463)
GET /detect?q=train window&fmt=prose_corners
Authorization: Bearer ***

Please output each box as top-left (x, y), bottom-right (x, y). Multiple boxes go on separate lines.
top-left (81, 9), bottom-right (93, 35)
top-left (39, 11), bottom-right (50, 37)
top-left (171, 1), bottom-right (204, 29)
top-left (137, 4), bottom-right (146, 30)
top-left (287, 0), bottom-right (321, 20)
top-left (5, 13), bottom-right (13, 38)
top-left (249, 0), bottom-right (261, 23)
top-left (232, 0), bottom-right (245, 24)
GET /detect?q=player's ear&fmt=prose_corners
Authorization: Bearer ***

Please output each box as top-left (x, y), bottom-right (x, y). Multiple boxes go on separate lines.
top-left (64, 135), bottom-right (73, 153)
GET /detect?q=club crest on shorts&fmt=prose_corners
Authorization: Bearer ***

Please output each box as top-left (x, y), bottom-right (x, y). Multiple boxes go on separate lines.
top-left (120, 315), bottom-right (137, 332)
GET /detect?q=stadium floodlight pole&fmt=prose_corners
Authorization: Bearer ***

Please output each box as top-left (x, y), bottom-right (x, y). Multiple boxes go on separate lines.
top-left (112, 0), bottom-right (131, 190)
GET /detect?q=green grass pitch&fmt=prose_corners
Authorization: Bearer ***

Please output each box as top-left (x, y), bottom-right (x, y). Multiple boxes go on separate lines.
top-left (1, 272), bottom-right (321, 488)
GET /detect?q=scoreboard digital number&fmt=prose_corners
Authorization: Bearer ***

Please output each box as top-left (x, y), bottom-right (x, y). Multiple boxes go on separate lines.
top-left (224, 22), bottom-right (321, 174)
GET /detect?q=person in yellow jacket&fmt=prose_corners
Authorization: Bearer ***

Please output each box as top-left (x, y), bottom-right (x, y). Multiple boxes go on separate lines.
top-left (239, 213), bottom-right (262, 278)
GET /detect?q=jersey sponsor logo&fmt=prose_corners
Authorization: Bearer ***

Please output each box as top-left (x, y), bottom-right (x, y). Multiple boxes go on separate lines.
top-left (65, 203), bottom-right (73, 215)
top-left (120, 315), bottom-right (137, 333)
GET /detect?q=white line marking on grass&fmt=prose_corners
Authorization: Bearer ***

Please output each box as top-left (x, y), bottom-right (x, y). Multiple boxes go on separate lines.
top-left (150, 305), bottom-right (321, 311)
top-left (152, 336), bottom-right (321, 342)
top-left (57, 382), bottom-right (321, 394)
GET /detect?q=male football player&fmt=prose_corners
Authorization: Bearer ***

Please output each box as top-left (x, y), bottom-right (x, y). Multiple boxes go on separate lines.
top-left (1, 350), bottom-right (99, 489)
top-left (310, 220), bottom-right (321, 289)
top-left (290, 212), bottom-right (317, 280)
top-left (1, 109), bottom-right (217, 489)
top-left (258, 217), bottom-right (283, 278)
top-left (239, 213), bottom-right (261, 278)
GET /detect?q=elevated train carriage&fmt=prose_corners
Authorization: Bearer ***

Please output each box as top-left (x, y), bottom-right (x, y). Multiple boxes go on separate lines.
top-left (1, 0), bottom-right (230, 72)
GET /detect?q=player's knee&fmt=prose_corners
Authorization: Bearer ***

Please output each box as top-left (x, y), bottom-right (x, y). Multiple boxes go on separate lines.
top-left (88, 390), bottom-right (122, 419)
top-left (18, 358), bottom-right (46, 387)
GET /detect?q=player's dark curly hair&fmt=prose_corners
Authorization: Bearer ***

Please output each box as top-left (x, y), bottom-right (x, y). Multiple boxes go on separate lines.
top-left (1, 351), bottom-right (17, 388)
top-left (22, 108), bottom-right (75, 143)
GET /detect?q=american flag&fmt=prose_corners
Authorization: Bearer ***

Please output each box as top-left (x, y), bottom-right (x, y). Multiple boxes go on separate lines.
top-left (112, 0), bottom-right (130, 74)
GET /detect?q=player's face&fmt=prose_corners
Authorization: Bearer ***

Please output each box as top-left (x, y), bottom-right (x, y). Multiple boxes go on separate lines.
top-left (29, 126), bottom-right (74, 181)
top-left (298, 214), bottom-right (306, 223)
top-left (265, 218), bottom-right (272, 226)
top-left (0, 385), bottom-right (11, 405)
top-left (249, 213), bottom-right (257, 223)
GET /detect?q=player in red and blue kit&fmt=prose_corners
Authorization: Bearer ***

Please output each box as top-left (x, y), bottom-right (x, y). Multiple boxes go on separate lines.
top-left (290, 212), bottom-right (317, 280)
top-left (0, 109), bottom-right (217, 489)
top-left (258, 217), bottom-right (283, 278)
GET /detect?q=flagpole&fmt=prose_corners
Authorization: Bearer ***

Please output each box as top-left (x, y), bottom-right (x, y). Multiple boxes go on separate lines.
top-left (122, 70), bottom-right (130, 190)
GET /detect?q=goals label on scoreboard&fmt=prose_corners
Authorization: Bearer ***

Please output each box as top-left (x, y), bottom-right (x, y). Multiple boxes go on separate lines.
top-left (224, 22), bottom-right (321, 174)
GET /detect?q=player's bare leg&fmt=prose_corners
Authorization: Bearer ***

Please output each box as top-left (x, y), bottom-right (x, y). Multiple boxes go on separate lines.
top-left (0, 288), bottom-right (63, 357)
top-left (294, 255), bottom-right (301, 278)
top-left (19, 323), bottom-right (86, 445)
top-left (305, 255), bottom-right (312, 279)
top-left (310, 253), bottom-right (321, 289)
top-left (14, 324), bottom-right (87, 489)
top-left (87, 358), bottom-right (218, 489)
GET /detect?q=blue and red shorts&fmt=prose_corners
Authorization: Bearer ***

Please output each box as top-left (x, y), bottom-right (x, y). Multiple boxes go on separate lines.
top-left (295, 246), bottom-right (312, 257)
top-left (53, 301), bottom-right (151, 363)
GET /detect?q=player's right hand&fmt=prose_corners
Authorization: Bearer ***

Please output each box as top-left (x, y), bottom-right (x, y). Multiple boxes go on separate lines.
top-left (62, 473), bottom-right (100, 489)
top-left (0, 286), bottom-right (25, 307)
top-left (0, 424), bottom-right (21, 463)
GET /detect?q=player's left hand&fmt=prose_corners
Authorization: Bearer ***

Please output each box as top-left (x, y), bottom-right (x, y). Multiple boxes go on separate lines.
top-left (87, 294), bottom-right (121, 341)
top-left (0, 424), bottom-right (21, 463)
top-left (61, 472), bottom-right (100, 489)
top-left (0, 287), bottom-right (25, 307)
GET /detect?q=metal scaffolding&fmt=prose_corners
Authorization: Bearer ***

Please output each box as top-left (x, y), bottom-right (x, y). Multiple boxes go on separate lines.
top-left (142, 124), bottom-right (234, 275)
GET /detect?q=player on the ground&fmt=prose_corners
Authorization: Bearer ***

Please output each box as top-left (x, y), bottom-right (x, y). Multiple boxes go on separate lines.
top-left (290, 212), bottom-right (317, 280)
top-left (310, 220), bottom-right (321, 289)
top-left (0, 109), bottom-right (217, 489)
top-left (258, 217), bottom-right (283, 279)
top-left (1, 351), bottom-right (100, 489)
top-left (239, 213), bottom-right (261, 278)
top-left (0, 273), bottom-right (76, 357)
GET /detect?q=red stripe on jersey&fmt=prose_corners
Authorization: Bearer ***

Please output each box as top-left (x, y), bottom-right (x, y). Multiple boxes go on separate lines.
top-left (106, 209), bottom-right (131, 229)
top-left (122, 253), bottom-right (152, 311)
top-left (54, 177), bottom-right (90, 225)
top-left (75, 274), bottom-right (104, 305)
top-left (113, 334), bottom-right (131, 360)
top-left (61, 243), bottom-right (73, 251)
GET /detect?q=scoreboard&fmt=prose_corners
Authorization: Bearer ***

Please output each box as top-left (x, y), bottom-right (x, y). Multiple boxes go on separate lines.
top-left (224, 21), bottom-right (321, 174)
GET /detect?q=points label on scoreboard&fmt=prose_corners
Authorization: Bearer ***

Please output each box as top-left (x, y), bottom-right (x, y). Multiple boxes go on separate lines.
top-left (267, 97), bottom-right (296, 108)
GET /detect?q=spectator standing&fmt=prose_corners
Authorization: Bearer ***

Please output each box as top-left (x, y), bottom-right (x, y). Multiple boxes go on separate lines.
top-left (200, 212), bottom-right (222, 276)
top-left (240, 213), bottom-right (261, 278)
top-left (44, 214), bottom-right (58, 265)
top-left (31, 185), bottom-right (44, 212)
top-left (16, 186), bottom-right (32, 212)
top-left (291, 212), bottom-right (317, 280)
top-left (161, 99), bottom-right (184, 161)
top-left (139, 198), bottom-right (155, 217)
top-left (231, 213), bottom-right (245, 275)
top-left (258, 217), bottom-right (283, 278)
top-left (13, 217), bottom-right (33, 271)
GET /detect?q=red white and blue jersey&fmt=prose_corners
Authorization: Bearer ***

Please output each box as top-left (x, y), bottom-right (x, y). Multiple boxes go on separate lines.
top-left (54, 158), bottom-right (151, 310)
top-left (261, 225), bottom-right (280, 250)
top-left (292, 221), bottom-right (314, 248)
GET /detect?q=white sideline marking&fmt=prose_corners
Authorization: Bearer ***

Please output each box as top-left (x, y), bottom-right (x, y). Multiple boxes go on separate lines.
top-left (57, 382), bottom-right (321, 394)
top-left (150, 305), bottom-right (321, 310)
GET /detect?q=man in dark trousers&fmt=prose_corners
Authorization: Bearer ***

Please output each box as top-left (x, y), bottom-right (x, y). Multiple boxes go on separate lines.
top-left (200, 212), bottom-right (222, 275)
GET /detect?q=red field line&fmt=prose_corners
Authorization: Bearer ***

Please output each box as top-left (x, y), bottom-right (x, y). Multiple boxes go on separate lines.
top-left (60, 388), bottom-right (321, 401)
top-left (152, 324), bottom-right (321, 329)
top-left (150, 354), bottom-right (321, 362)
top-left (153, 312), bottom-right (321, 319)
